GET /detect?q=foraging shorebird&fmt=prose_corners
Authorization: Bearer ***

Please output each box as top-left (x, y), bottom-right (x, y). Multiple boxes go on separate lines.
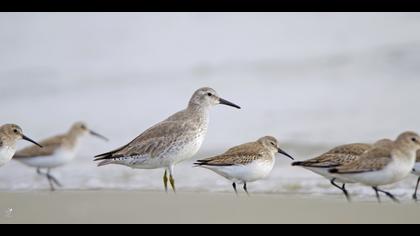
top-left (14, 122), bottom-right (108, 191)
top-left (195, 136), bottom-right (294, 195)
top-left (292, 143), bottom-right (371, 201)
top-left (94, 87), bottom-right (241, 193)
top-left (0, 124), bottom-right (42, 167)
top-left (292, 139), bottom-right (392, 201)
top-left (411, 151), bottom-right (420, 201)
top-left (329, 132), bottom-right (420, 203)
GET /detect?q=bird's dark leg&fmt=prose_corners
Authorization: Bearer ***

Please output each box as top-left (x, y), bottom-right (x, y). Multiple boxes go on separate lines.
top-left (373, 187), bottom-right (381, 203)
top-left (243, 182), bottom-right (250, 196)
top-left (46, 169), bottom-right (62, 191)
top-left (376, 188), bottom-right (400, 203)
top-left (36, 168), bottom-right (57, 191)
top-left (413, 177), bottom-right (420, 201)
top-left (330, 178), bottom-right (351, 202)
top-left (232, 182), bottom-right (238, 196)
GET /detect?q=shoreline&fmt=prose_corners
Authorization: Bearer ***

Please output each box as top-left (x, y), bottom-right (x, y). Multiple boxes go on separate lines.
top-left (1, 190), bottom-right (420, 224)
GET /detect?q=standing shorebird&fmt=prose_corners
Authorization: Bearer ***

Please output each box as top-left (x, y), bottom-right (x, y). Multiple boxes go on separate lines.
top-left (94, 87), bottom-right (241, 193)
top-left (411, 151), bottom-right (420, 201)
top-left (291, 139), bottom-right (392, 201)
top-left (14, 122), bottom-right (108, 191)
top-left (194, 136), bottom-right (294, 195)
top-left (329, 132), bottom-right (420, 203)
top-left (0, 124), bottom-right (42, 167)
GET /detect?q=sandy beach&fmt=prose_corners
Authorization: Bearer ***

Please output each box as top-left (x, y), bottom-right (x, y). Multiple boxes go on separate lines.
top-left (0, 191), bottom-right (419, 224)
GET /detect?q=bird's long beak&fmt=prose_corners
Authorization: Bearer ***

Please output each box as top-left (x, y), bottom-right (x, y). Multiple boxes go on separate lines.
top-left (219, 97), bottom-right (241, 109)
top-left (22, 135), bottom-right (43, 148)
top-left (89, 130), bottom-right (109, 142)
top-left (278, 148), bottom-right (294, 160)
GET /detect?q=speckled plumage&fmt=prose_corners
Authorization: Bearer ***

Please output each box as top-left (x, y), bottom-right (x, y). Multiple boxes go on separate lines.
top-left (94, 87), bottom-right (241, 193)
top-left (328, 132), bottom-right (420, 203)
top-left (196, 137), bottom-right (277, 167)
top-left (94, 108), bottom-right (209, 167)
top-left (195, 136), bottom-right (293, 195)
top-left (295, 143), bottom-right (371, 169)
top-left (292, 140), bottom-right (393, 201)
top-left (329, 147), bottom-right (393, 174)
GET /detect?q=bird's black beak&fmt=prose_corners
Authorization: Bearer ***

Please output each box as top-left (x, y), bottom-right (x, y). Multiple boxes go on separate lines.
top-left (22, 135), bottom-right (43, 148)
top-left (89, 130), bottom-right (109, 142)
top-left (219, 98), bottom-right (241, 109)
top-left (278, 148), bottom-right (294, 160)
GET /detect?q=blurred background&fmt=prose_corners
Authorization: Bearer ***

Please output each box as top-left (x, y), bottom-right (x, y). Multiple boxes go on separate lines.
top-left (1, 13), bottom-right (420, 198)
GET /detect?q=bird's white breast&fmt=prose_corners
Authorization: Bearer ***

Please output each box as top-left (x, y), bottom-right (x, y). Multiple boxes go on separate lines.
top-left (0, 146), bottom-right (15, 167)
top-left (171, 130), bottom-right (207, 165)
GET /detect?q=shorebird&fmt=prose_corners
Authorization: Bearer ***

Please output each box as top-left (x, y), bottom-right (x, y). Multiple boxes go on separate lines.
top-left (291, 139), bottom-right (393, 201)
top-left (0, 124), bottom-right (42, 167)
top-left (329, 132), bottom-right (420, 203)
top-left (194, 136), bottom-right (294, 195)
top-left (292, 143), bottom-right (371, 201)
top-left (14, 122), bottom-right (108, 191)
top-left (412, 150), bottom-right (420, 201)
top-left (94, 87), bottom-right (241, 193)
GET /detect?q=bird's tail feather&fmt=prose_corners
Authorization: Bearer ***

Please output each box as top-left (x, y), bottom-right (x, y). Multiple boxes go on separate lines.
top-left (97, 159), bottom-right (115, 167)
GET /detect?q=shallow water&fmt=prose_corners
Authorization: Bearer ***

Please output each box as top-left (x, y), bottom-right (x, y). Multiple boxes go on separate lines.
top-left (1, 13), bottom-right (420, 198)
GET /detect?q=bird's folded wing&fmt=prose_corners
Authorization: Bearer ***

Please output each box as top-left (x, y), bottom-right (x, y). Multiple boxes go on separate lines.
top-left (95, 121), bottom-right (198, 160)
top-left (14, 135), bottom-right (65, 158)
top-left (223, 142), bottom-right (263, 155)
top-left (330, 147), bottom-right (392, 174)
top-left (298, 153), bottom-right (361, 168)
top-left (325, 143), bottom-right (372, 156)
top-left (195, 153), bottom-right (264, 166)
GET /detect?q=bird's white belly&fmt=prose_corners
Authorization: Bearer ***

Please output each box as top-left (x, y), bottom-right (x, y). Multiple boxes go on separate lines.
top-left (18, 149), bottom-right (76, 168)
top-left (412, 163), bottom-right (420, 176)
top-left (206, 159), bottom-right (275, 184)
top-left (340, 158), bottom-right (415, 187)
top-left (0, 147), bottom-right (15, 167)
top-left (128, 132), bottom-right (206, 169)
top-left (306, 167), bottom-right (355, 184)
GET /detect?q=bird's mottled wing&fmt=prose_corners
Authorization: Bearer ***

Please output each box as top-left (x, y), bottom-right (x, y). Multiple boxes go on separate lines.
top-left (297, 153), bottom-right (361, 168)
top-left (296, 143), bottom-right (371, 168)
top-left (196, 142), bottom-right (265, 166)
top-left (14, 135), bottom-right (66, 158)
top-left (325, 143), bottom-right (372, 156)
top-left (331, 147), bottom-right (392, 174)
top-left (195, 153), bottom-right (264, 166)
top-left (95, 119), bottom-right (200, 160)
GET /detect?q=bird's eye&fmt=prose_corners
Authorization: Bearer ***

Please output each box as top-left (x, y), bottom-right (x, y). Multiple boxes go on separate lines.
top-left (207, 93), bottom-right (212, 97)
top-left (412, 138), bottom-right (417, 142)
top-left (13, 129), bottom-right (18, 133)
top-left (270, 142), bottom-right (276, 146)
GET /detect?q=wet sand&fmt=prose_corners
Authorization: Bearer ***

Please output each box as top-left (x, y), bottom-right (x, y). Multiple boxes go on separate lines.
top-left (0, 191), bottom-right (419, 224)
